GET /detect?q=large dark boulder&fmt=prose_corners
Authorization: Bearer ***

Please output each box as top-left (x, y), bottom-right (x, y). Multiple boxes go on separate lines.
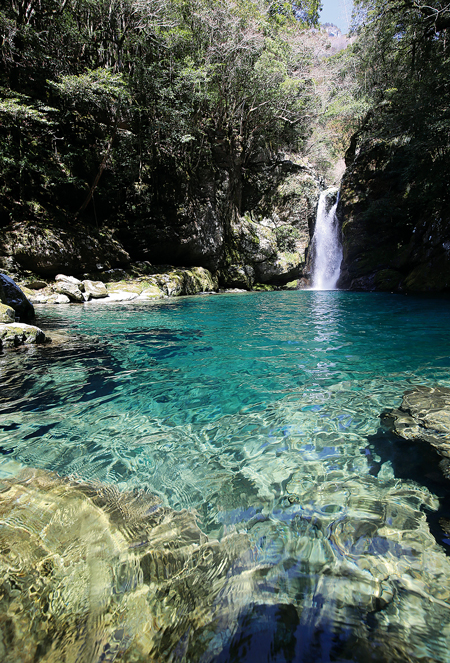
top-left (0, 273), bottom-right (35, 321)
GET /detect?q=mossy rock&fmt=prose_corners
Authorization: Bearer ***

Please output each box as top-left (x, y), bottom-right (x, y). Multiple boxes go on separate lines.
top-left (0, 303), bottom-right (15, 323)
top-left (139, 285), bottom-right (167, 299)
top-left (0, 323), bottom-right (49, 347)
top-left (253, 283), bottom-right (275, 291)
top-left (183, 267), bottom-right (218, 294)
top-left (106, 281), bottom-right (145, 295)
top-left (374, 269), bottom-right (403, 292)
top-left (0, 273), bottom-right (35, 321)
top-left (404, 255), bottom-right (450, 292)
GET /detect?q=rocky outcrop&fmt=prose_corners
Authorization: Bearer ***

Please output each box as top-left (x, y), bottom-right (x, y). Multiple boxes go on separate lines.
top-left (0, 273), bottom-right (34, 321)
top-left (82, 279), bottom-right (108, 299)
top-left (338, 135), bottom-right (450, 292)
top-left (382, 385), bottom-right (450, 477)
top-left (0, 156), bottom-right (321, 287)
top-left (0, 221), bottom-right (130, 278)
top-left (219, 162), bottom-right (320, 288)
top-left (114, 155), bottom-right (320, 280)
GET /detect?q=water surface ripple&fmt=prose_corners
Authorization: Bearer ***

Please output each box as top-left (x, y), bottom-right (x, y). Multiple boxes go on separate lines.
top-left (1, 291), bottom-right (450, 662)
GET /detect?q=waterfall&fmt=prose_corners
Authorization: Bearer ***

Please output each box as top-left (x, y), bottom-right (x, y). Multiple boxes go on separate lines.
top-left (311, 188), bottom-right (342, 290)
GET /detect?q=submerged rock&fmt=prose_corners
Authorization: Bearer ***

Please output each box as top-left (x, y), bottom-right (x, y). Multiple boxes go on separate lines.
top-left (0, 273), bottom-right (35, 321)
top-left (0, 469), bottom-right (247, 663)
top-left (382, 385), bottom-right (450, 477)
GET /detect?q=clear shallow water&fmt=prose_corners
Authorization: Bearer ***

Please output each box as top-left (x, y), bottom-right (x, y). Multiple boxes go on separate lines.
top-left (2, 290), bottom-right (450, 661)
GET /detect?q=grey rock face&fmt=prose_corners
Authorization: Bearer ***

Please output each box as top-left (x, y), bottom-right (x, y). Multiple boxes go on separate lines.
top-left (56, 274), bottom-right (83, 286)
top-left (255, 252), bottom-right (302, 284)
top-left (220, 264), bottom-right (255, 290)
top-left (0, 222), bottom-right (130, 277)
top-left (0, 273), bottom-right (35, 321)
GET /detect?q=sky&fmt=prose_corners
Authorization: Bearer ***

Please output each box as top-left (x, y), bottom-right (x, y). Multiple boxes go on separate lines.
top-left (319, 0), bottom-right (353, 33)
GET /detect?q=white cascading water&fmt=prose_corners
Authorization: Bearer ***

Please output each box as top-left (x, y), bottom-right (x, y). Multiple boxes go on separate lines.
top-left (311, 188), bottom-right (343, 290)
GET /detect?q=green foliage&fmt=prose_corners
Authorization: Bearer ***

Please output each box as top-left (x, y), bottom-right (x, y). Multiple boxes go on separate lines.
top-left (275, 224), bottom-right (301, 251)
top-left (349, 0), bottom-right (450, 220)
top-left (50, 70), bottom-right (130, 111)
top-left (0, 0), bottom-right (322, 228)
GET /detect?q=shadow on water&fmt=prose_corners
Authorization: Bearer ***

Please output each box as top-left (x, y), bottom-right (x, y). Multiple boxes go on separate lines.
top-left (365, 425), bottom-right (450, 554)
top-left (0, 327), bottom-right (207, 415)
top-left (211, 601), bottom-right (398, 663)
top-left (0, 339), bottom-right (121, 415)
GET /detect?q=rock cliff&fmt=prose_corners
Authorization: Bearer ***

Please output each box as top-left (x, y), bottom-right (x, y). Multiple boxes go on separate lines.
top-left (0, 155), bottom-right (321, 289)
top-left (337, 135), bottom-right (450, 293)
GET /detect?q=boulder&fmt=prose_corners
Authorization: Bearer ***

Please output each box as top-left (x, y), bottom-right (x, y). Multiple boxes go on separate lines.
top-left (105, 291), bottom-right (139, 301)
top-left (0, 303), bottom-right (15, 323)
top-left (0, 273), bottom-right (35, 321)
top-left (182, 266), bottom-right (219, 294)
top-left (55, 274), bottom-right (83, 286)
top-left (55, 282), bottom-right (84, 302)
top-left (106, 282), bottom-right (143, 296)
top-left (24, 280), bottom-right (48, 290)
top-left (82, 280), bottom-right (108, 299)
top-left (47, 293), bottom-right (71, 304)
top-left (138, 285), bottom-right (167, 299)
top-left (0, 323), bottom-right (49, 347)
top-left (152, 271), bottom-right (185, 296)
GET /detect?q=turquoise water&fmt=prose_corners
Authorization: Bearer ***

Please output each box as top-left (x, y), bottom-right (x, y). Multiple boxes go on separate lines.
top-left (2, 290), bottom-right (450, 661)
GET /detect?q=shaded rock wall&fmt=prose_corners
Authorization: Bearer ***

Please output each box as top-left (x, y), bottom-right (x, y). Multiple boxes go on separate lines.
top-left (0, 222), bottom-right (130, 279)
top-left (337, 136), bottom-right (450, 292)
top-left (0, 155), bottom-right (321, 287)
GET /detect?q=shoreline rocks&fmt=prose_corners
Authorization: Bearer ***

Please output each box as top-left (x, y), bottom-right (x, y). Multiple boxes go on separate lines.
top-left (19, 265), bottom-right (221, 305)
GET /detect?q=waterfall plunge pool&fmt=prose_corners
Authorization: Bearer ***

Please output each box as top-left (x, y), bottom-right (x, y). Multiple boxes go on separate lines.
top-left (1, 290), bottom-right (450, 662)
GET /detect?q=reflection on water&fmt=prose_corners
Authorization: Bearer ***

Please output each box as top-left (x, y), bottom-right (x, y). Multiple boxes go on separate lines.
top-left (1, 291), bottom-right (450, 661)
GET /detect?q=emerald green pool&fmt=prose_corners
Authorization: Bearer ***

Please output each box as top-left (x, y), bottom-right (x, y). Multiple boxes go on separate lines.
top-left (2, 290), bottom-right (450, 661)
